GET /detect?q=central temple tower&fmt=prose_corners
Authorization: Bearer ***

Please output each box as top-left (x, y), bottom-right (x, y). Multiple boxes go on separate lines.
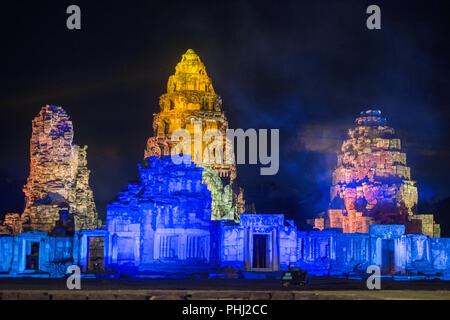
top-left (144, 49), bottom-right (245, 220)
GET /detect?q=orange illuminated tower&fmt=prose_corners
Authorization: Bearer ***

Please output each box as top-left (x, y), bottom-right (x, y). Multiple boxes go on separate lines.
top-left (144, 49), bottom-right (246, 220)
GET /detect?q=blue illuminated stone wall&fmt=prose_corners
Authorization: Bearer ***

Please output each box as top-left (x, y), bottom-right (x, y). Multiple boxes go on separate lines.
top-left (219, 219), bottom-right (450, 276)
top-left (431, 238), bottom-right (450, 271)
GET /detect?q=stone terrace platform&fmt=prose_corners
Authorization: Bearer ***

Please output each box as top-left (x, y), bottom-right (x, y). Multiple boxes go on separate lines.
top-left (1, 277), bottom-right (450, 300)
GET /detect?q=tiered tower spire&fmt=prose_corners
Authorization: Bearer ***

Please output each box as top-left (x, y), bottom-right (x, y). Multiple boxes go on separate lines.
top-left (144, 49), bottom-right (246, 221)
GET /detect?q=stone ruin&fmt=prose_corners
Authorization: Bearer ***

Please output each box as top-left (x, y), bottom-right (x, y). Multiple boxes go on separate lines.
top-left (310, 110), bottom-right (440, 237)
top-left (1, 57), bottom-right (450, 279)
top-left (0, 105), bottom-right (101, 235)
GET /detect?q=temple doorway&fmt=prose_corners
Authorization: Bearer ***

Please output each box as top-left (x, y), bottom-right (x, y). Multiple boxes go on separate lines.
top-left (252, 235), bottom-right (268, 269)
top-left (26, 242), bottom-right (40, 270)
top-left (88, 237), bottom-right (104, 271)
top-left (381, 239), bottom-right (395, 274)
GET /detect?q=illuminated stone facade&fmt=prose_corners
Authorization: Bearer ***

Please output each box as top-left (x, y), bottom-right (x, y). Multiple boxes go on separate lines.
top-left (0, 214), bottom-right (22, 235)
top-left (144, 49), bottom-right (245, 221)
top-left (1, 57), bottom-right (449, 280)
top-left (105, 155), bottom-right (215, 272)
top-left (2, 105), bottom-right (101, 235)
top-left (312, 110), bottom-right (440, 237)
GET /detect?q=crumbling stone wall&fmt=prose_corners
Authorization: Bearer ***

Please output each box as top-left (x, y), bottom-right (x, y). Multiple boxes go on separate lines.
top-left (0, 214), bottom-right (22, 235)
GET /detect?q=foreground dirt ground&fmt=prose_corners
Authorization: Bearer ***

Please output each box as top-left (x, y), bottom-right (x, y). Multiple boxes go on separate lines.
top-left (0, 277), bottom-right (449, 300)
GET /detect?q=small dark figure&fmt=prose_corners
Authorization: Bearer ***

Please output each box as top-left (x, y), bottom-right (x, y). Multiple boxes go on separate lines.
top-left (281, 266), bottom-right (309, 287)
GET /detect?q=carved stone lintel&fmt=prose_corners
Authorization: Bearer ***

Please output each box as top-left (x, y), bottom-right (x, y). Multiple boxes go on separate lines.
top-left (144, 137), bottom-right (170, 159)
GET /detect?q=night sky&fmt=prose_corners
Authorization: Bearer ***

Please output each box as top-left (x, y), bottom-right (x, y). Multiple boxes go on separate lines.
top-left (1, 1), bottom-right (449, 234)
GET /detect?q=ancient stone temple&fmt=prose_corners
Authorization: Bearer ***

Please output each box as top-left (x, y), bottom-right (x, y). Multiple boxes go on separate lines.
top-left (312, 110), bottom-right (440, 237)
top-left (18, 105), bottom-right (100, 234)
top-left (144, 49), bottom-right (245, 221)
top-left (105, 155), bottom-right (216, 272)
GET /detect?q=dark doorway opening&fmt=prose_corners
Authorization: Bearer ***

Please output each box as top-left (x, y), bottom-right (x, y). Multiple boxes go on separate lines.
top-left (26, 242), bottom-right (40, 270)
top-left (252, 235), bottom-right (268, 268)
top-left (88, 237), bottom-right (105, 271)
top-left (382, 239), bottom-right (395, 274)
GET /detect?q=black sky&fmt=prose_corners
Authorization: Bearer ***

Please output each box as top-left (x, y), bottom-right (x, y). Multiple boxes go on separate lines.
top-left (1, 0), bottom-right (449, 232)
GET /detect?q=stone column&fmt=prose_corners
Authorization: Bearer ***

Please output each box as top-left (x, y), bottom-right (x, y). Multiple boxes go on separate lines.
top-left (370, 237), bottom-right (382, 266)
top-left (153, 232), bottom-right (160, 260)
top-left (19, 238), bottom-right (26, 272)
top-left (394, 238), bottom-right (406, 273)
top-left (10, 237), bottom-right (21, 275)
top-left (272, 229), bottom-right (280, 271)
top-left (206, 234), bottom-right (210, 263)
top-left (426, 238), bottom-right (431, 263)
top-left (134, 236), bottom-right (140, 266)
top-left (72, 233), bottom-right (80, 266)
